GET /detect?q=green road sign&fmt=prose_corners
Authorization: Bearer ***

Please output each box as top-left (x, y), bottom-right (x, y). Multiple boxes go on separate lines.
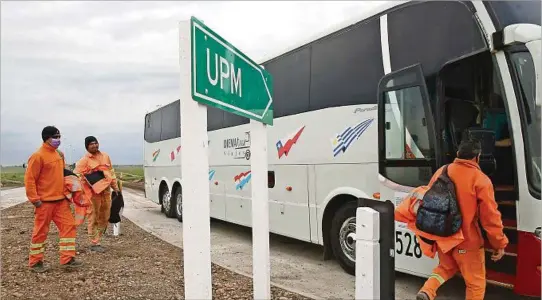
top-left (190, 17), bottom-right (274, 125)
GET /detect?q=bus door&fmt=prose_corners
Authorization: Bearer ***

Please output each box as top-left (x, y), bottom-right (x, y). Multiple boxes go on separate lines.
top-left (376, 63), bottom-right (441, 277)
top-left (492, 23), bottom-right (541, 296)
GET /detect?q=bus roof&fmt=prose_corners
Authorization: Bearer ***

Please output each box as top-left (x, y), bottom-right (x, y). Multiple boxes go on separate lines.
top-left (258, 1), bottom-right (408, 65)
top-left (145, 2), bottom-right (408, 117)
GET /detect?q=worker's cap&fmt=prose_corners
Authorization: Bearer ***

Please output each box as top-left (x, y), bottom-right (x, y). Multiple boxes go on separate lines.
top-left (41, 126), bottom-right (60, 142)
top-left (85, 136), bottom-right (98, 149)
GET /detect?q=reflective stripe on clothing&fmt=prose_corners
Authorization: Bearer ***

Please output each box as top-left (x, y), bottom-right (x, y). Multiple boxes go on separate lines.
top-left (30, 242), bottom-right (45, 255)
top-left (429, 273), bottom-right (445, 284)
top-left (59, 246), bottom-right (76, 251)
top-left (29, 200), bottom-right (77, 267)
top-left (420, 247), bottom-right (486, 300)
top-left (59, 238), bottom-right (76, 243)
top-left (31, 243), bottom-right (44, 248)
top-left (29, 248), bottom-right (45, 255)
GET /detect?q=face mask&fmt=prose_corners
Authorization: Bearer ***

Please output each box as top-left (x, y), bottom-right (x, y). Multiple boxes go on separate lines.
top-left (50, 138), bottom-right (61, 148)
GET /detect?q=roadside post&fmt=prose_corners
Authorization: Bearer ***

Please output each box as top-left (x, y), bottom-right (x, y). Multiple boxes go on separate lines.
top-left (355, 207), bottom-right (380, 299)
top-left (179, 19), bottom-right (212, 299)
top-left (356, 198), bottom-right (395, 300)
top-left (180, 16), bottom-right (273, 299)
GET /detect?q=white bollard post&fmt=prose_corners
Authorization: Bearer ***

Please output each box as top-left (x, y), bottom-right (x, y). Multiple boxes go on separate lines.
top-left (355, 207), bottom-right (380, 300)
top-left (250, 119), bottom-right (270, 300)
top-left (179, 20), bottom-right (212, 299)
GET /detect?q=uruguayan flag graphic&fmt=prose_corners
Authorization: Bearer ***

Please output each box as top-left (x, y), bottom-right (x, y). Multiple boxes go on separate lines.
top-left (331, 118), bottom-right (374, 157)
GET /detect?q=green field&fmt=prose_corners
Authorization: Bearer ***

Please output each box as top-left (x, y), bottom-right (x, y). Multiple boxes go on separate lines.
top-left (0, 165), bottom-right (144, 187)
top-left (114, 165), bottom-right (144, 177)
top-left (1, 166), bottom-right (25, 187)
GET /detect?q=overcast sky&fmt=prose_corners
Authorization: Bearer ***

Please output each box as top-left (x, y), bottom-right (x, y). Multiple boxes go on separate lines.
top-left (1, 1), bottom-right (386, 166)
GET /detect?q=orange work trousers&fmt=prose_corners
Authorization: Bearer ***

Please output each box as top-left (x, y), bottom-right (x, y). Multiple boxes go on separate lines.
top-left (29, 200), bottom-right (77, 267)
top-left (87, 191), bottom-right (111, 245)
top-left (420, 247), bottom-right (486, 300)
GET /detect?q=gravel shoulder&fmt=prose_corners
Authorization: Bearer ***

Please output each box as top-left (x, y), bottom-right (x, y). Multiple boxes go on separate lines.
top-left (0, 202), bottom-right (311, 300)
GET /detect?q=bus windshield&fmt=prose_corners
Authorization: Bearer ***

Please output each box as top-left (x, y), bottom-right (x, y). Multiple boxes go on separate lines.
top-left (485, 1), bottom-right (541, 29)
top-left (510, 51), bottom-right (541, 194)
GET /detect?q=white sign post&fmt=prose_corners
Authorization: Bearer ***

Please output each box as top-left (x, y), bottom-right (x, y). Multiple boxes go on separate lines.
top-left (179, 20), bottom-right (213, 299)
top-left (180, 16), bottom-right (274, 300)
top-left (250, 119), bottom-right (270, 299)
top-left (355, 207), bottom-right (380, 300)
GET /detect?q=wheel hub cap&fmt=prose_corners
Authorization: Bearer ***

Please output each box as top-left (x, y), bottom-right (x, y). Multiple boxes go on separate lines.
top-left (339, 217), bottom-right (356, 262)
top-left (163, 191), bottom-right (171, 209)
top-left (176, 193), bottom-right (182, 216)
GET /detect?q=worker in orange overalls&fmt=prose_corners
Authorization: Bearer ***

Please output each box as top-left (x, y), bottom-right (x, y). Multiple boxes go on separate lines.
top-left (74, 136), bottom-right (119, 253)
top-left (395, 139), bottom-right (508, 300)
top-left (24, 126), bottom-right (83, 272)
top-left (64, 168), bottom-right (92, 226)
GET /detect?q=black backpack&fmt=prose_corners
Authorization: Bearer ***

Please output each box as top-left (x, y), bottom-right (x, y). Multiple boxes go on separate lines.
top-left (415, 165), bottom-right (462, 237)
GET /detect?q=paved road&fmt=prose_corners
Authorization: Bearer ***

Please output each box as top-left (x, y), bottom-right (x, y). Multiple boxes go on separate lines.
top-left (1, 187), bottom-right (528, 299)
top-left (0, 187), bottom-right (29, 210)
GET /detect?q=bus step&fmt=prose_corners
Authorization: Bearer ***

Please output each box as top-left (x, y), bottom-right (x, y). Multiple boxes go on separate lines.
top-left (497, 200), bottom-right (516, 207)
top-left (502, 218), bottom-right (517, 230)
top-left (496, 204), bottom-right (517, 222)
top-left (485, 249), bottom-right (517, 275)
top-left (495, 185), bottom-right (514, 192)
top-left (494, 186), bottom-right (516, 203)
top-left (486, 269), bottom-right (515, 289)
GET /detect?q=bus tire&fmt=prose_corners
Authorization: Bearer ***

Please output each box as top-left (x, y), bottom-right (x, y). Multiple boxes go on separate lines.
top-left (174, 188), bottom-right (183, 222)
top-left (330, 201), bottom-right (357, 275)
top-left (161, 187), bottom-right (176, 218)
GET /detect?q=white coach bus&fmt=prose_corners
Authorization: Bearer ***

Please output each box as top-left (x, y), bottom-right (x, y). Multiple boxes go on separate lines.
top-left (143, 1), bottom-right (541, 296)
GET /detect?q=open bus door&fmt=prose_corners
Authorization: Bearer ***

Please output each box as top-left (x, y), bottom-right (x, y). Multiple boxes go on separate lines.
top-left (376, 63), bottom-right (442, 277)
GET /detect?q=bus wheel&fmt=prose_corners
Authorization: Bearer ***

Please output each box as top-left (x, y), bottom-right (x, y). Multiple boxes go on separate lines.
top-left (330, 201), bottom-right (357, 275)
top-left (161, 188), bottom-right (176, 218)
top-left (174, 188), bottom-right (183, 222)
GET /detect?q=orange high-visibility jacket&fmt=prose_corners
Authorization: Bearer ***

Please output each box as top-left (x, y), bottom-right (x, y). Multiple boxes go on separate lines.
top-left (395, 158), bottom-right (509, 257)
top-left (74, 151), bottom-right (118, 194)
top-left (395, 185), bottom-right (465, 258)
top-left (64, 174), bottom-right (92, 225)
top-left (24, 143), bottom-right (65, 204)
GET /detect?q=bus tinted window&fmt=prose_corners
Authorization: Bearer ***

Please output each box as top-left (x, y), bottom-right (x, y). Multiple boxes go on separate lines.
top-left (160, 100), bottom-right (180, 140)
top-left (224, 111), bottom-right (249, 128)
top-left (207, 106), bottom-right (225, 131)
top-left (144, 110), bottom-right (162, 143)
top-left (388, 1), bottom-right (486, 78)
top-left (264, 47), bottom-right (311, 118)
top-left (309, 18), bottom-right (383, 111)
top-left (485, 1), bottom-right (541, 30)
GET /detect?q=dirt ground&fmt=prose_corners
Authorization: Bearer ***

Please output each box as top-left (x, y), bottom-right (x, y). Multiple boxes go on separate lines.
top-left (0, 202), bottom-right (311, 300)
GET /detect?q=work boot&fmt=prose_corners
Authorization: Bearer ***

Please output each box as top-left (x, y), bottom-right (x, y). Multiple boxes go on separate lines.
top-left (416, 292), bottom-right (430, 300)
top-left (62, 258), bottom-right (83, 270)
top-left (30, 261), bottom-right (50, 273)
top-left (90, 245), bottom-right (106, 253)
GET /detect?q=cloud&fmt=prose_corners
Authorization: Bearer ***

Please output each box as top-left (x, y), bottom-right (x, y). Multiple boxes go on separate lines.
top-left (1, 0), bottom-right (386, 165)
